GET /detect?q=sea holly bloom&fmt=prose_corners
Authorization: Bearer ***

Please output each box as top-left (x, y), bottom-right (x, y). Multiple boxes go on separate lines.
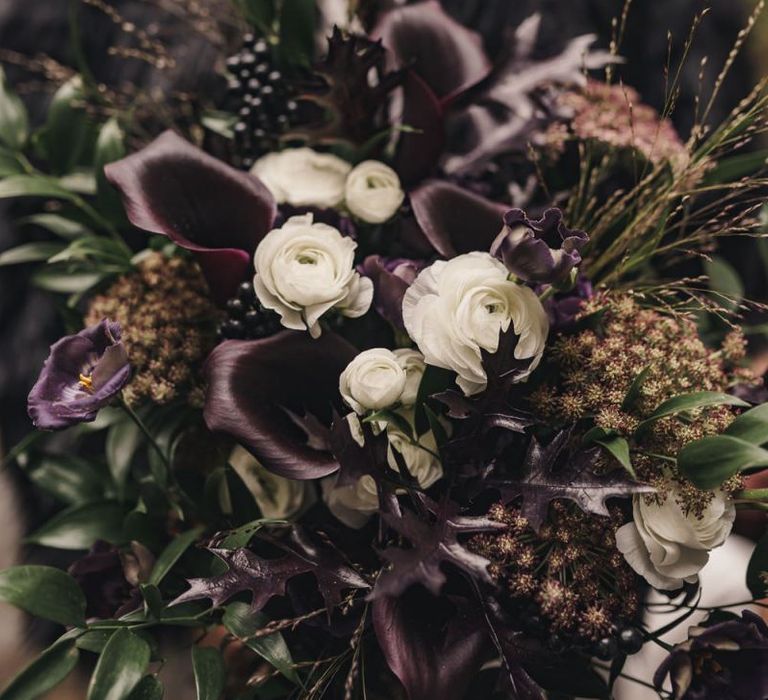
top-left (105, 130), bottom-right (277, 303)
top-left (491, 208), bottom-right (589, 284)
top-left (28, 320), bottom-right (130, 430)
top-left (654, 611), bottom-right (768, 699)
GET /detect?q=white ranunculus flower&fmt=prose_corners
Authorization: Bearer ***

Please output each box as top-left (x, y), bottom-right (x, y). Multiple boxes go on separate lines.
top-left (344, 160), bottom-right (405, 224)
top-left (323, 411), bottom-right (443, 528)
top-left (615, 489), bottom-right (736, 590)
top-left (393, 348), bottom-right (426, 407)
top-left (253, 214), bottom-right (373, 338)
top-left (402, 252), bottom-right (549, 395)
top-left (251, 148), bottom-right (351, 208)
top-left (229, 446), bottom-right (310, 519)
top-left (339, 348), bottom-right (407, 414)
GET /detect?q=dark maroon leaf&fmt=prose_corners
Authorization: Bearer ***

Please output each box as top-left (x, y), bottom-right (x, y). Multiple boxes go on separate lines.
top-left (104, 130), bottom-right (276, 302)
top-left (495, 429), bottom-right (655, 531)
top-left (204, 331), bottom-right (357, 480)
top-left (373, 590), bottom-right (489, 700)
top-left (393, 70), bottom-right (445, 187)
top-left (373, 0), bottom-right (491, 101)
top-left (172, 529), bottom-right (368, 615)
top-left (329, 415), bottom-right (392, 489)
top-left (374, 495), bottom-right (503, 598)
top-left (410, 180), bottom-right (506, 258)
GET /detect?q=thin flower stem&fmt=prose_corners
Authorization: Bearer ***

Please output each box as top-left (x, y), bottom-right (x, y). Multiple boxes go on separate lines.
top-left (119, 396), bottom-right (170, 469)
top-left (593, 662), bottom-right (667, 696)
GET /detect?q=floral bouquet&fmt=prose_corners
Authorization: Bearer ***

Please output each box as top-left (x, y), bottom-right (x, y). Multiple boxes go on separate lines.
top-left (2, 1), bottom-right (768, 698)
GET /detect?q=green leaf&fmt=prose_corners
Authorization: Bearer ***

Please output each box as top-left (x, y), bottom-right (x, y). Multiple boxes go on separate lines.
top-left (414, 365), bottom-right (454, 435)
top-left (725, 403), bottom-right (768, 445)
top-left (0, 174), bottom-right (77, 202)
top-left (0, 640), bottom-right (79, 700)
top-left (0, 566), bottom-right (86, 627)
top-left (277, 0), bottom-right (316, 68)
top-left (678, 435), bottom-right (768, 490)
top-left (0, 242), bottom-right (66, 266)
top-left (363, 409), bottom-right (413, 439)
top-left (17, 213), bottom-right (92, 240)
top-left (230, 0), bottom-right (275, 32)
top-left (201, 111), bottom-right (237, 139)
top-left (223, 602), bottom-right (300, 685)
top-left (218, 518), bottom-right (287, 549)
top-left (38, 76), bottom-right (95, 175)
top-left (0, 66), bottom-right (28, 150)
top-left (583, 428), bottom-right (635, 478)
top-left (621, 366), bottom-right (651, 412)
top-left (704, 256), bottom-right (743, 311)
top-left (87, 629), bottom-right (151, 700)
top-left (635, 392), bottom-right (748, 435)
top-left (0, 147), bottom-right (24, 176)
top-left (32, 266), bottom-right (105, 294)
top-left (747, 532), bottom-right (768, 598)
top-left (26, 500), bottom-right (126, 550)
top-left (704, 149), bottom-right (768, 184)
top-left (94, 118), bottom-right (126, 218)
top-left (148, 526), bottom-right (205, 586)
top-left (106, 416), bottom-right (143, 496)
top-left (25, 453), bottom-right (106, 505)
top-left (126, 677), bottom-right (163, 700)
top-left (191, 647), bottom-right (225, 700)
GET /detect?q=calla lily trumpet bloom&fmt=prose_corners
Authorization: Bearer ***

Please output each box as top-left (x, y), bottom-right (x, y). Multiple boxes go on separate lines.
top-left (105, 130), bottom-right (277, 302)
top-left (28, 320), bottom-right (130, 430)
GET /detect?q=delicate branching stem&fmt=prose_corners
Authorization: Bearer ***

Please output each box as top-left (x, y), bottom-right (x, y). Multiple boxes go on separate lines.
top-left (119, 396), bottom-right (170, 469)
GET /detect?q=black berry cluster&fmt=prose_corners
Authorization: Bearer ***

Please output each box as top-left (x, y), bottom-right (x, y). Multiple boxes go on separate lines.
top-left (218, 282), bottom-right (282, 341)
top-left (225, 34), bottom-right (302, 167)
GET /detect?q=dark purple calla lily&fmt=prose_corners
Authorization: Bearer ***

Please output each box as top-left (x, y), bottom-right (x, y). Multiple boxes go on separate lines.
top-left (491, 208), bottom-right (589, 284)
top-left (360, 255), bottom-right (424, 330)
top-left (410, 180), bottom-right (506, 258)
top-left (203, 331), bottom-right (357, 480)
top-left (373, 0), bottom-right (491, 103)
top-left (654, 610), bottom-right (768, 699)
top-left (28, 320), bottom-right (130, 431)
top-left (373, 589), bottom-right (489, 700)
top-left (104, 130), bottom-right (276, 303)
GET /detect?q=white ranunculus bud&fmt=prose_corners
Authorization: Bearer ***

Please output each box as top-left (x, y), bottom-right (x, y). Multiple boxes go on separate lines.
top-left (339, 348), bottom-right (407, 414)
top-left (615, 488), bottom-right (736, 590)
top-left (228, 446), bottom-right (310, 519)
top-left (344, 160), bottom-right (405, 224)
top-left (253, 214), bottom-right (373, 338)
top-left (393, 348), bottom-right (426, 406)
top-left (322, 474), bottom-right (380, 529)
top-left (251, 148), bottom-right (351, 208)
top-left (402, 252), bottom-right (549, 396)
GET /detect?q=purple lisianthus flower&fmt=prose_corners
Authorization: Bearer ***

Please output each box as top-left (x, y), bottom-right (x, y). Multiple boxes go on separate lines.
top-left (543, 276), bottom-right (594, 332)
top-left (361, 255), bottom-right (424, 329)
top-left (491, 208), bottom-right (589, 284)
top-left (654, 610), bottom-right (768, 699)
top-left (28, 320), bottom-right (130, 430)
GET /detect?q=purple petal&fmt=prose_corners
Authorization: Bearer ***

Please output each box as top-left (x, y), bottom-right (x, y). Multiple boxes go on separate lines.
top-left (373, 1), bottom-right (491, 102)
top-left (373, 590), bottom-right (489, 700)
top-left (360, 256), bottom-right (424, 330)
top-left (203, 331), bottom-right (358, 480)
top-left (28, 320), bottom-right (130, 430)
top-left (104, 131), bottom-right (276, 302)
top-left (410, 180), bottom-right (506, 258)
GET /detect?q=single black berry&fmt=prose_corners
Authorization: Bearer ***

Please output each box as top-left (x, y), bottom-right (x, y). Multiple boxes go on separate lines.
top-left (594, 636), bottom-right (620, 661)
top-left (618, 627), bottom-right (644, 655)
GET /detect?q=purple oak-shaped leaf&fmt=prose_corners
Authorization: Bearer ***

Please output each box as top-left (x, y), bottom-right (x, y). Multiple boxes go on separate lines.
top-left (360, 256), bottom-right (424, 330)
top-left (204, 331), bottom-right (357, 480)
top-left (654, 610), bottom-right (768, 700)
top-left (172, 529), bottom-right (368, 616)
top-left (491, 208), bottom-right (589, 284)
top-left (410, 180), bottom-right (506, 258)
top-left (28, 319), bottom-right (130, 430)
top-left (373, 494), bottom-right (503, 598)
top-left (373, 590), bottom-right (489, 700)
top-left (495, 429), bottom-right (655, 532)
top-left (373, 0), bottom-right (491, 102)
top-left (105, 130), bottom-right (276, 302)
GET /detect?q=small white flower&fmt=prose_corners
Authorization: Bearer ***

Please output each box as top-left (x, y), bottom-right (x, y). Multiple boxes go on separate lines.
top-left (253, 214), bottom-right (373, 338)
top-left (251, 148), bottom-right (351, 208)
top-left (322, 411), bottom-right (444, 529)
top-left (339, 348), bottom-right (407, 414)
top-left (344, 160), bottom-right (405, 224)
top-left (402, 252), bottom-right (549, 395)
top-left (228, 446), bottom-right (310, 519)
top-left (615, 489), bottom-right (735, 590)
top-left (393, 348), bottom-right (426, 406)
